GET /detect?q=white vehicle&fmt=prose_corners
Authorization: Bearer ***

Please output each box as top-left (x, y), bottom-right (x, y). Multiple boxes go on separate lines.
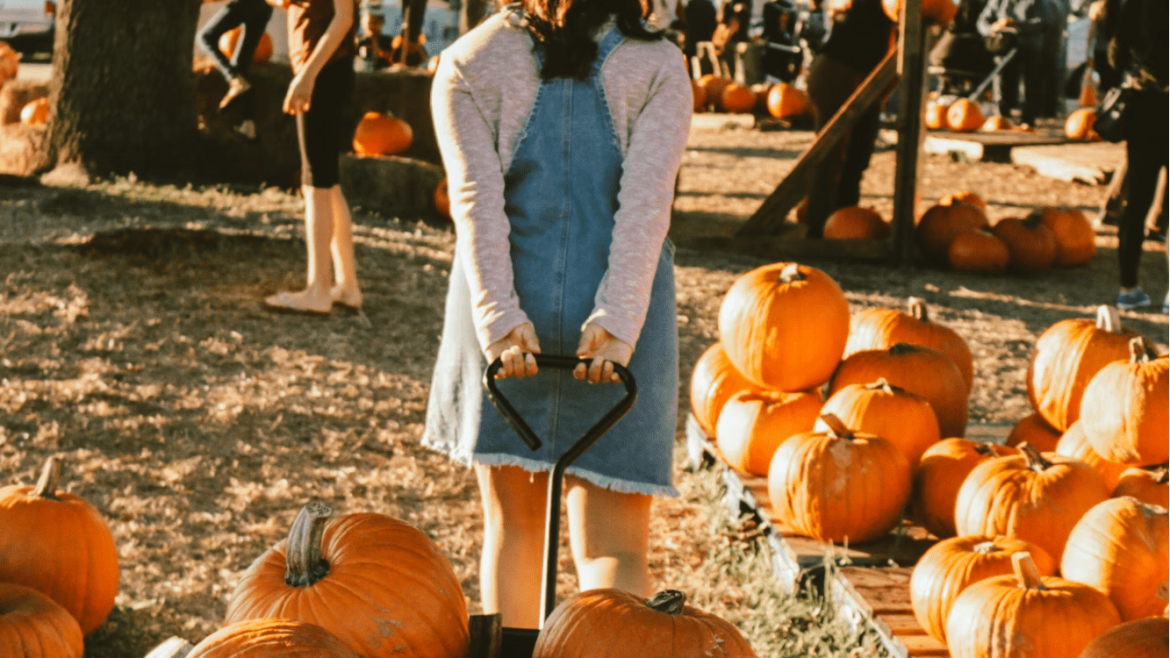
top-left (0, 0), bottom-right (54, 57)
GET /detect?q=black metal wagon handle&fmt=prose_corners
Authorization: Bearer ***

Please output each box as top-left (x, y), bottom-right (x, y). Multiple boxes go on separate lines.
top-left (482, 354), bottom-right (638, 624)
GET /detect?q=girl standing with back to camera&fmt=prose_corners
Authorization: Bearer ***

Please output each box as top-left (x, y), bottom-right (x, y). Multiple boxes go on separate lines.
top-left (424, 0), bottom-right (692, 628)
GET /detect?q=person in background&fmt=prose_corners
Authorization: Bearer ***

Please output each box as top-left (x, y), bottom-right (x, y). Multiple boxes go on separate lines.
top-left (1103, 0), bottom-right (1167, 311)
top-left (356, 9), bottom-right (395, 70)
top-left (803, 0), bottom-right (893, 238)
top-left (393, 0), bottom-right (429, 66)
top-left (263, 0), bottom-right (363, 315)
top-left (712, 0), bottom-right (750, 78)
top-left (198, 0), bottom-right (275, 138)
top-left (976, 0), bottom-right (1050, 126)
top-left (682, 0), bottom-right (718, 68)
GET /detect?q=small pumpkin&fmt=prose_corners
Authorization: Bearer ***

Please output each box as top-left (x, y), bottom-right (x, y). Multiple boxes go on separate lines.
top-left (19, 97), bottom-right (49, 126)
top-left (946, 552), bottom-right (1121, 658)
top-left (924, 100), bottom-right (948, 130)
top-left (689, 342), bottom-right (758, 438)
top-left (353, 111), bottom-right (413, 156)
top-left (1027, 305), bottom-right (1139, 432)
top-left (945, 98), bottom-right (984, 132)
top-left (716, 388), bottom-right (821, 476)
top-left (845, 297), bottom-right (974, 394)
top-left (718, 263), bottom-right (850, 392)
top-left (823, 206), bottom-right (890, 240)
top-left (698, 75), bottom-right (732, 112)
top-left (187, 619), bottom-right (361, 658)
top-left (720, 83), bottom-right (757, 114)
top-left (766, 83), bottom-right (810, 119)
top-left (1061, 496), bottom-right (1169, 621)
top-left (1080, 337), bottom-right (1169, 466)
top-left (1005, 412), bottom-right (1061, 452)
top-left (1113, 464), bottom-right (1169, 508)
top-left (954, 444), bottom-right (1110, 563)
top-left (1038, 205), bottom-right (1096, 267)
top-left (910, 535), bottom-right (1056, 643)
top-left (1055, 420), bottom-right (1129, 492)
top-left (225, 503), bottom-right (470, 658)
top-left (981, 115), bottom-right (1013, 131)
top-left (1078, 617), bottom-right (1169, 658)
top-left (938, 191), bottom-right (988, 213)
top-left (534, 589), bottom-right (756, 658)
top-left (768, 414), bottom-right (911, 544)
top-left (0, 457), bottom-right (119, 636)
top-left (218, 28), bottom-right (274, 64)
top-left (991, 213), bottom-right (1058, 276)
top-left (830, 342), bottom-right (969, 439)
top-left (948, 228), bottom-right (1010, 275)
top-left (691, 80), bottom-right (707, 113)
top-left (816, 379), bottom-right (940, 471)
top-left (0, 42), bottom-right (18, 85)
top-left (0, 583), bottom-right (84, 658)
top-left (1065, 108), bottom-right (1099, 141)
top-left (912, 439), bottom-right (1019, 539)
top-left (916, 201), bottom-right (990, 262)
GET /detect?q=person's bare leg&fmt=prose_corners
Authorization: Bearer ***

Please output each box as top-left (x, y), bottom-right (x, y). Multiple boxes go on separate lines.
top-left (328, 185), bottom-right (362, 308)
top-left (265, 185), bottom-right (334, 312)
top-left (476, 464), bottom-right (548, 629)
top-left (566, 476), bottom-right (651, 597)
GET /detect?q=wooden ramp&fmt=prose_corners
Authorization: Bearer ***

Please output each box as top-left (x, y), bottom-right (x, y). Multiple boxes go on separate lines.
top-left (832, 567), bottom-right (951, 658)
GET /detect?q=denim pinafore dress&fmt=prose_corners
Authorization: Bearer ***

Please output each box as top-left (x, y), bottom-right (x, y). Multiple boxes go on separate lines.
top-left (423, 26), bottom-right (679, 497)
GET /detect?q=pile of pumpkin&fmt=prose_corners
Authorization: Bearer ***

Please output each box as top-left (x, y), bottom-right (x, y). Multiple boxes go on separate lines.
top-left (692, 74), bottom-right (811, 121)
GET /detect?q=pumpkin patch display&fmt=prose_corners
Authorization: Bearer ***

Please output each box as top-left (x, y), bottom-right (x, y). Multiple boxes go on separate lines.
top-left (768, 414), bottom-right (911, 544)
top-left (19, 97), bottom-right (49, 126)
top-left (186, 619), bottom-right (361, 658)
top-left (948, 228), bottom-right (1010, 275)
top-left (1079, 337), bottom-right (1169, 466)
top-left (225, 503), bottom-right (470, 658)
top-left (720, 84), bottom-right (757, 114)
top-left (991, 214), bottom-right (1058, 276)
top-left (0, 457), bottom-right (119, 636)
top-left (766, 83), bottom-right (810, 119)
top-left (954, 444), bottom-right (1110, 563)
top-left (910, 535), bottom-right (1056, 643)
top-left (1005, 412), bottom-right (1061, 452)
top-left (1065, 108), bottom-right (1098, 141)
top-left (815, 379), bottom-right (940, 471)
top-left (0, 583), bottom-right (84, 658)
top-left (353, 111), bottom-right (413, 156)
top-left (1061, 497), bottom-right (1169, 622)
top-left (945, 552), bottom-right (1120, 658)
top-left (218, 28), bottom-right (274, 64)
top-left (916, 201), bottom-right (990, 263)
top-left (690, 342), bottom-right (758, 437)
top-left (845, 297), bottom-right (974, 393)
top-left (823, 206), bottom-right (890, 240)
top-left (912, 439), bottom-right (1019, 539)
top-left (1077, 617), bottom-right (1169, 658)
top-left (1027, 305), bottom-right (1139, 432)
top-left (945, 98), bottom-right (984, 132)
top-left (1112, 465), bottom-right (1169, 507)
top-left (830, 342), bottom-right (969, 438)
top-left (718, 263), bottom-right (850, 392)
top-left (716, 388), bottom-right (821, 476)
top-left (1055, 421), bottom-right (1129, 492)
top-left (1038, 206), bottom-right (1096, 267)
top-left (534, 589), bottom-right (756, 658)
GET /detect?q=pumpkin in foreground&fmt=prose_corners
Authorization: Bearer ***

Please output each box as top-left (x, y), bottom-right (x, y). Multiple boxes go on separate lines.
top-left (1005, 412), bottom-right (1061, 452)
top-left (533, 589), bottom-right (756, 658)
top-left (945, 552), bottom-right (1120, 658)
top-left (1079, 337), bottom-right (1169, 466)
top-left (225, 503), bottom-right (470, 658)
top-left (1055, 421), bottom-right (1128, 493)
top-left (844, 297), bottom-right (974, 393)
top-left (187, 619), bottom-right (360, 658)
top-left (1112, 464), bottom-right (1169, 507)
top-left (690, 342), bottom-right (758, 437)
top-left (815, 379), bottom-right (940, 471)
top-left (0, 583), bottom-right (84, 658)
top-left (1077, 617), bottom-right (1168, 658)
top-left (912, 439), bottom-right (1019, 539)
top-left (716, 388), bottom-right (820, 476)
top-left (0, 456), bottom-right (119, 636)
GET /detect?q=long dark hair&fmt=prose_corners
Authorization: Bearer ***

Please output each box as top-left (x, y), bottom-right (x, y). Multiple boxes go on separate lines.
top-left (521, 0), bottom-right (663, 80)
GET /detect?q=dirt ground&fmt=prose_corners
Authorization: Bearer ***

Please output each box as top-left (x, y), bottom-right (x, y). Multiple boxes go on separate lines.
top-left (1, 122), bottom-right (1166, 656)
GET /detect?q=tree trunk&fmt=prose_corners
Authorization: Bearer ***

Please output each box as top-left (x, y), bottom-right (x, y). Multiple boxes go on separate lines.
top-left (37, 0), bottom-right (203, 178)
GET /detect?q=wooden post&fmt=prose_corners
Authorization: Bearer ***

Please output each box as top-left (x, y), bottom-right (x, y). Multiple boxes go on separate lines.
top-left (890, 0), bottom-right (927, 266)
top-left (460, 0), bottom-right (487, 35)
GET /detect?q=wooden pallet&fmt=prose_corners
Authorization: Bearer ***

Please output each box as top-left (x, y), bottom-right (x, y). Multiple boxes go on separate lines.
top-left (832, 567), bottom-right (951, 658)
top-left (921, 129), bottom-right (1071, 163)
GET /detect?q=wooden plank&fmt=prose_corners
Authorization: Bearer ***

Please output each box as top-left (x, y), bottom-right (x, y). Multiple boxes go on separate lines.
top-left (890, 0), bottom-right (925, 266)
top-left (833, 567), bottom-right (953, 658)
top-left (1010, 142), bottom-right (1123, 185)
top-left (885, 614), bottom-right (929, 636)
top-left (672, 234), bottom-right (893, 262)
top-left (738, 50), bottom-right (899, 237)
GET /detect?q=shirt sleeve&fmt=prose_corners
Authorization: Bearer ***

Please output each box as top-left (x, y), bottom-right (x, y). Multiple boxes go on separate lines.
top-left (430, 56), bottom-right (531, 352)
top-left (583, 51), bottom-right (692, 347)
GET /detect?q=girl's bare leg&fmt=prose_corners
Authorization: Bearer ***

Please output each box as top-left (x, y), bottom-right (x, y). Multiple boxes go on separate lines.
top-left (565, 476), bottom-right (651, 597)
top-left (476, 464), bottom-right (548, 629)
top-left (265, 185), bottom-right (334, 313)
top-left (328, 185), bottom-right (362, 308)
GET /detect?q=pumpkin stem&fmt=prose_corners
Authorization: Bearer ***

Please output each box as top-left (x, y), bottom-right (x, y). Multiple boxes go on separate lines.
top-left (865, 378), bottom-right (897, 395)
top-left (1157, 581), bottom-right (1168, 601)
top-left (819, 413), bottom-right (854, 440)
top-left (646, 590), bottom-right (686, 615)
top-left (33, 456), bottom-right (61, 500)
top-left (284, 502), bottom-right (333, 588)
top-left (1152, 465), bottom-right (1169, 485)
top-left (1128, 337), bottom-right (1157, 364)
top-left (1022, 212), bottom-right (1044, 230)
top-left (778, 263), bottom-right (805, 284)
top-left (1011, 552), bottom-right (1047, 591)
top-left (973, 541), bottom-right (1000, 555)
top-left (1096, 305), bottom-right (1121, 333)
top-left (973, 443), bottom-right (997, 457)
top-left (889, 342), bottom-right (918, 356)
top-left (907, 297), bottom-right (928, 322)
top-left (1018, 443), bottom-right (1051, 472)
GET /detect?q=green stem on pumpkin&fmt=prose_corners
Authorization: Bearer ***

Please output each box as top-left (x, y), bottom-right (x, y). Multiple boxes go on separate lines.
top-left (1018, 443), bottom-right (1051, 473)
top-left (646, 590), bottom-right (686, 615)
top-left (1012, 552), bottom-right (1048, 591)
top-left (33, 456), bottom-right (61, 500)
top-left (1096, 305), bottom-right (1121, 333)
top-left (284, 502), bottom-right (333, 588)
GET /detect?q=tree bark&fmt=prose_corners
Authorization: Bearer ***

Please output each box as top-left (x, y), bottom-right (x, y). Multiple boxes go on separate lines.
top-left (37, 0), bottom-right (203, 178)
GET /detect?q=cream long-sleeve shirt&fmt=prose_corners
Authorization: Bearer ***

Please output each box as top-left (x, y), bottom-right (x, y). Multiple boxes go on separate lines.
top-left (430, 9), bottom-right (693, 352)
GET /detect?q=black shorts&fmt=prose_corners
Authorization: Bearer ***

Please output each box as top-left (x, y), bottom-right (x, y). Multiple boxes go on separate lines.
top-left (296, 57), bottom-right (355, 189)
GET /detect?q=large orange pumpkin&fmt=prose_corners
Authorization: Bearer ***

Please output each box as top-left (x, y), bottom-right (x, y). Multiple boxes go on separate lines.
top-left (912, 439), bottom-right (1019, 539)
top-left (766, 83), bottom-right (810, 119)
top-left (945, 98), bottom-right (984, 132)
top-left (718, 263), bottom-right (850, 392)
top-left (948, 228), bottom-right (1010, 275)
top-left (1065, 108), bottom-right (1099, 140)
top-left (938, 191), bottom-right (988, 213)
top-left (1078, 617), bottom-right (1169, 658)
top-left (0, 457), bottom-right (119, 636)
top-left (823, 206), bottom-right (890, 240)
top-left (689, 342), bottom-right (758, 438)
top-left (831, 342), bottom-right (969, 438)
top-left (0, 583), bottom-right (84, 658)
top-left (434, 178), bottom-right (450, 219)
top-left (1079, 338), bottom-right (1169, 466)
top-left (1038, 206), bottom-right (1096, 267)
top-left (954, 444), bottom-right (1110, 563)
top-left (1027, 305), bottom-right (1139, 431)
top-left (187, 619), bottom-right (361, 658)
top-left (945, 552), bottom-right (1120, 658)
top-left (882, 0), bottom-right (957, 26)
top-left (716, 388), bottom-right (821, 476)
top-left (1055, 420), bottom-right (1129, 492)
top-left (19, 97), bottom-right (49, 126)
top-left (353, 111), bottom-right (413, 156)
top-left (991, 213), bottom-right (1058, 276)
top-left (1113, 465), bottom-right (1169, 508)
top-left (768, 414), bottom-right (911, 544)
top-left (816, 379), bottom-right (940, 471)
top-left (698, 75), bottom-right (732, 112)
top-left (533, 589), bottom-right (756, 658)
top-left (916, 201), bottom-right (990, 262)
top-left (218, 28), bottom-right (274, 64)
top-left (845, 297), bottom-right (974, 394)
top-left (1006, 412), bottom-right (1061, 452)
top-left (910, 535), bottom-right (1056, 643)
top-left (225, 503), bottom-right (470, 658)
top-left (721, 83), bottom-right (757, 114)
top-left (1061, 497), bottom-right (1169, 621)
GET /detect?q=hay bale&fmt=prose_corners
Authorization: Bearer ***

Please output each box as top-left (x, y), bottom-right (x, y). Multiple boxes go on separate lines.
top-left (0, 123), bottom-right (45, 176)
top-left (339, 153), bottom-right (444, 219)
top-left (0, 80), bottom-right (49, 126)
